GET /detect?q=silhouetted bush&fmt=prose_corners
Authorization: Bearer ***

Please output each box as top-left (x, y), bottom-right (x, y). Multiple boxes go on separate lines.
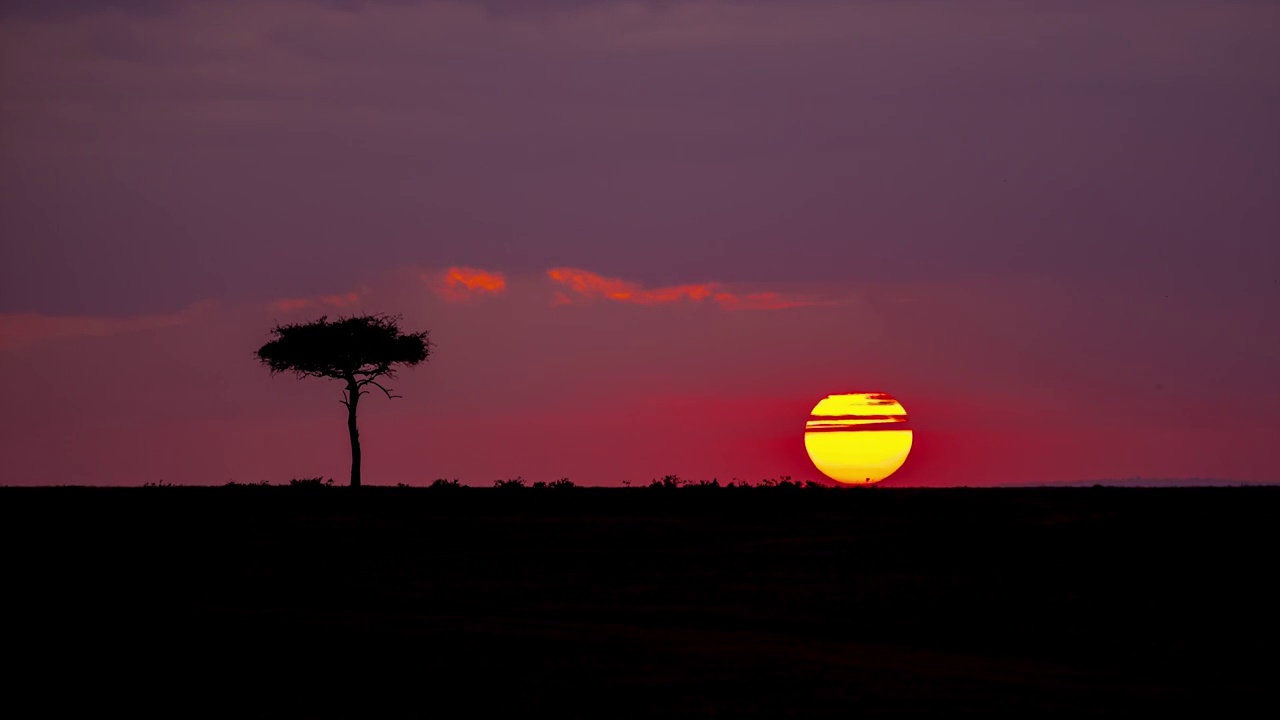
top-left (429, 478), bottom-right (462, 489)
top-left (756, 475), bottom-right (801, 489)
top-left (290, 477), bottom-right (334, 487)
top-left (649, 474), bottom-right (685, 489)
top-left (494, 477), bottom-right (527, 490)
top-left (528, 478), bottom-right (577, 490)
top-left (225, 480), bottom-right (271, 487)
top-left (142, 481), bottom-right (174, 488)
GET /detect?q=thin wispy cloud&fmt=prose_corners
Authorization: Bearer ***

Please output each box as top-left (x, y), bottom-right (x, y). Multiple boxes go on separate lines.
top-left (713, 291), bottom-right (827, 311)
top-left (546, 267), bottom-right (823, 311)
top-left (268, 292), bottom-right (362, 313)
top-left (0, 302), bottom-right (211, 351)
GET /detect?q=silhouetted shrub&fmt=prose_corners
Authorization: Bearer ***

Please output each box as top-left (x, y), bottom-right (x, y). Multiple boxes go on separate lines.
top-left (142, 481), bottom-right (174, 488)
top-left (649, 474), bottom-right (684, 489)
top-left (225, 480), bottom-right (271, 487)
top-left (523, 477), bottom-right (576, 489)
top-left (290, 477), bottom-right (334, 487)
top-left (690, 479), bottom-right (721, 489)
top-left (494, 477), bottom-right (527, 490)
top-left (429, 478), bottom-right (461, 489)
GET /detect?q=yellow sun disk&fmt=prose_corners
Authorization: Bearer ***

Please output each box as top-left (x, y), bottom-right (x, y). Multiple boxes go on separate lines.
top-left (804, 429), bottom-right (913, 484)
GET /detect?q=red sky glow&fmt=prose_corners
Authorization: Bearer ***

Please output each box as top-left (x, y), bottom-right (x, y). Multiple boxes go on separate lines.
top-left (1, 1), bottom-right (1277, 487)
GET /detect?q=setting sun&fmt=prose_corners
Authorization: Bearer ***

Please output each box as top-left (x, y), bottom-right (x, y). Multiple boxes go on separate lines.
top-left (804, 392), bottom-right (913, 485)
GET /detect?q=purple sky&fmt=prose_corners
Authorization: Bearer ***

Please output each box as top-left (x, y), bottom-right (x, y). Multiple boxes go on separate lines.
top-left (2, 1), bottom-right (1278, 486)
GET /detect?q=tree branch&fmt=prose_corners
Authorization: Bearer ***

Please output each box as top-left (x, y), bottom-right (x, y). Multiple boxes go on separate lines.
top-left (362, 379), bottom-right (402, 399)
top-left (355, 363), bottom-right (393, 378)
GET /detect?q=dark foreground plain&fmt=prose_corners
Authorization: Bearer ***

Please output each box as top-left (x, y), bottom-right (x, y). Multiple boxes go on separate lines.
top-left (4, 486), bottom-right (1276, 717)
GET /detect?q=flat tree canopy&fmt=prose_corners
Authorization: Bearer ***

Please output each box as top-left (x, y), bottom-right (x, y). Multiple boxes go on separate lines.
top-left (257, 314), bottom-right (428, 383)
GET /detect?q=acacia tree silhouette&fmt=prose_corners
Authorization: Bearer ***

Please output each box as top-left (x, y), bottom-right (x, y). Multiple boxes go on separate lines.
top-left (256, 314), bottom-right (429, 487)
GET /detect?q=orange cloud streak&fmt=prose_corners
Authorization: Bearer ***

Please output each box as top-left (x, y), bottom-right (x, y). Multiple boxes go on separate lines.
top-left (547, 267), bottom-right (715, 305)
top-left (437, 267), bottom-right (507, 301)
top-left (547, 267), bottom-right (818, 311)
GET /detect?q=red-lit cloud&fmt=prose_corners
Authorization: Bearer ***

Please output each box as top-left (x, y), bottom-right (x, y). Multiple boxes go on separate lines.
top-left (269, 292), bottom-right (362, 313)
top-left (437, 267), bottom-right (507, 302)
top-left (547, 267), bottom-right (819, 311)
top-left (0, 303), bottom-right (210, 351)
top-left (713, 291), bottom-right (821, 311)
top-left (547, 267), bottom-right (713, 305)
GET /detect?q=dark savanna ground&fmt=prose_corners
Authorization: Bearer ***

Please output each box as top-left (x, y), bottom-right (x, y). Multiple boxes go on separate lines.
top-left (3, 486), bottom-right (1276, 717)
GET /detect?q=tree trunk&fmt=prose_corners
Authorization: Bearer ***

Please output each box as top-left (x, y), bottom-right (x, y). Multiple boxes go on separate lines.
top-left (346, 378), bottom-right (361, 488)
